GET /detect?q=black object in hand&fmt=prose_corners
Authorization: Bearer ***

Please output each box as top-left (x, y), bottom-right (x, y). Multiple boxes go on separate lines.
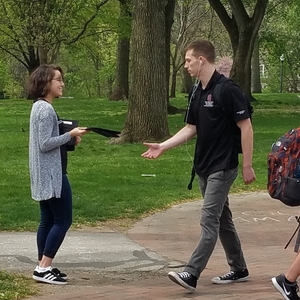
top-left (86, 127), bottom-right (120, 138)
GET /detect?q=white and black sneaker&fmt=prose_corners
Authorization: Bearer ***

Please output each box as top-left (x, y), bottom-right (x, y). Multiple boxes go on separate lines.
top-left (51, 267), bottom-right (67, 278)
top-left (211, 269), bottom-right (249, 284)
top-left (33, 269), bottom-right (67, 285)
top-left (168, 271), bottom-right (197, 292)
top-left (272, 274), bottom-right (300, 300)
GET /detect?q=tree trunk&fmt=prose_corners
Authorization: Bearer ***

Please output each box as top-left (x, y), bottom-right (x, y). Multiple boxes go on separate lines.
top-left (181, 65), bottom-right (193, 93)
top-left (109, 37), bottom-right (130, 100)
top-left (37, 46), bottom-right (48, 65)
top-left (27, 46), bottom-right (40, 74)
top-left (251, 36), bottom-right (262, 93)
top-left (165, 0), bottom-right (181, 114)
top-left (27, 45), bottom-right (41, 99)
top-left (109, 0), bottom-right (131, 101)
top-left (170, 67), bottom-right (177, 98)
top-left (96, 83), bottom-right (101, 98)
top-left (165, 0), bottom-right (176, 101)
top-left (115, 0), bottom-right (170, 143)
top-left (229, 26), bottom-right (254, 98)
top-left (94, 57), bottom-right (101, 98)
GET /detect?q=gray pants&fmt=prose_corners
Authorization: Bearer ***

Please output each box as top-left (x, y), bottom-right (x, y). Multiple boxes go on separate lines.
top-left (184, 167), bottom-right (247, 278)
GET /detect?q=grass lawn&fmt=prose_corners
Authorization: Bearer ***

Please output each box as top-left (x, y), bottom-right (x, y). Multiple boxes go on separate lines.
top-left (0, 271), bottom-right (37, 300)
top-left (1, 93), bottom-right (300, 231)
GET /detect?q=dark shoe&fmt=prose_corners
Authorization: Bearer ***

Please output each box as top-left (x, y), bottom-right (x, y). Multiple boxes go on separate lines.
top-left (168, 271), bottom-right (197, 292)
top-left (272, 274), bottom-right (300, 300)
top-left (32, 270), bottom-right (67, 285)
top-left (211, 269), bottom-right (249, 284)
top-left (51, 267), bottom-right (67, 278)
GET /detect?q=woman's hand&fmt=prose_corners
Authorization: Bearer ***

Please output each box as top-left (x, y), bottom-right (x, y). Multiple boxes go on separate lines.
top-left (75, 136), bottom-right (81, 146)
top-left (69, 127), bottom-right (90, 138)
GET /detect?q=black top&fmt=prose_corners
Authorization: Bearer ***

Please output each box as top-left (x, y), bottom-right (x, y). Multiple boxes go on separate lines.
top-left (185, 71), bottom-right (250, 175)
top-left (58, 118), bottom-right (68, 174)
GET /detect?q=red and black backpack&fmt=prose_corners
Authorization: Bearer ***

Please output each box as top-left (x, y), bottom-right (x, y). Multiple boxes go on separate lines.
top-left (267, 127), bottom-right (300, 206)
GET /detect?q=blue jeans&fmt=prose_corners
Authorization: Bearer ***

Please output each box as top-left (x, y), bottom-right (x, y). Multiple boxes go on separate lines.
top-left (37, 174), bottom-right (72, 260)
top-left (184, 167), bottom-right (247, 278)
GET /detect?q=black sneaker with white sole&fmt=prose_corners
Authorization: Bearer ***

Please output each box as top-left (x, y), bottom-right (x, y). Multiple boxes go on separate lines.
top-left (211, 269), bottom-right (249, 284)
top-left (51, 268), bottom-right (67, 278)
top-left (168, 271), bottom-right (197, 292)
top-left (32, 270), bottom-right (67, 285)
top-left (272, 274), bottom-right (300, 300)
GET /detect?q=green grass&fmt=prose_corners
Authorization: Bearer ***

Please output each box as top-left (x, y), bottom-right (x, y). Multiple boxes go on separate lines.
top-left (0, 271), bottom-right (37, 300)
top-left (0, 93), bottom-right (300, 231)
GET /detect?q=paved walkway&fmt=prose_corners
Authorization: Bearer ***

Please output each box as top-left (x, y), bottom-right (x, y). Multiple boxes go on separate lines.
top-left (1, 191), bottom-right (300, 299)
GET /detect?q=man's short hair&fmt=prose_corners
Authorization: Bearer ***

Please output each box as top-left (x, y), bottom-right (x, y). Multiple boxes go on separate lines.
top-left (184, 40), bottom-right (216, 63)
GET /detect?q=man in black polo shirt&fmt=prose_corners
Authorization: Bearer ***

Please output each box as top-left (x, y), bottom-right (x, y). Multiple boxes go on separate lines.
top-left (141, 40), bottom-right (256, 293)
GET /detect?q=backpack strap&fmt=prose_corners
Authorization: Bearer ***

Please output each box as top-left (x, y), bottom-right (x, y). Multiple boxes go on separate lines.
top-left (211, 75), bottom-right (239, 123)
top-left (295, 216), bottom-right (300, 252)
top-left (284, 216), bottom-right (300, 252)
top-left (212, 75), bottom-right (232, 107)
top-left (187, 167), bottom-right (196, 190)
top-left (213, 76), bottom-right (253, 120)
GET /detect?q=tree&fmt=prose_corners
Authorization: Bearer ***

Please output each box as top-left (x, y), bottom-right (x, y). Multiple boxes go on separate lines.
top-left (260, 0), bottom-right (300, 92)
top-left (0, 0), bottom-right (109, 74)
top-left (109, 0), bottom-right (131, 101)
top-left (170, 0), bottom-right (231, 96)
top-left (170, 1), bottom-right (209, 97)
top-left (165, 0), bottom-right (176, 102)
top-left (115, 0), bottom-right (169, 143)
top-left (208, 0), bottom-right (268, 100)
top-left (59, 27), bottom-right (118, 98)
top-left (251, 36), bottom-right (262, 93)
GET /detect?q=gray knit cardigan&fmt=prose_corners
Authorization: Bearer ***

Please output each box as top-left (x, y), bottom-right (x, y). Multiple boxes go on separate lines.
top-left (29, 100), bottom-right (71, 201)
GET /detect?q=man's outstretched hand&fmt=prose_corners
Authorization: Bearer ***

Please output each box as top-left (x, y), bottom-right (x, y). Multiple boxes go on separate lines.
top-left (141, 143), bottom-right (165, 159)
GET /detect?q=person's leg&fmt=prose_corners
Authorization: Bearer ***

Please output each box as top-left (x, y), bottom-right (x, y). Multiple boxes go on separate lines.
top-left (184, 168), bottom-right (238, 278)
top-left (37, 200), bottom-right (54, 261)
top-left (218, 200), bottom-right (247, 271)
top-left (42, 174), bottom-right (72, 261)
top-left (285, 252), bottom-right (300, 282)
top-left (168, 168), bottom-right (238, 292)
top-left (33, 175), bottom-right (72, 285)
top-left (272, 253), bottom-right (300, 300)
top-left (211, 197), bottom-right (249, 284)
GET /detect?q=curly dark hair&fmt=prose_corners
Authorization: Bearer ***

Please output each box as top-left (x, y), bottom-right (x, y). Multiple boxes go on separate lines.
top-left (28, 64), bottom-right (64, 100)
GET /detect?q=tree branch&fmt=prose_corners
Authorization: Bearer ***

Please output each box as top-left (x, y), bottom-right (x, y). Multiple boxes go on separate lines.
top-left (67, 0), bottom-right (110, 45)
top-left (207, 0), bottom-right (234, 33)
top-left (228, 0), bottom-right (249, 26)
top-left (0, 45), bottom-right (29, 69)
top-left (252, 0), bottom-right (269, 27)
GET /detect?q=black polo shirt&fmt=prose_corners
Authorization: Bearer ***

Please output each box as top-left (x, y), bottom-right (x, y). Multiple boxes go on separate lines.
top-left (185, 71), bottom-right (250, 175)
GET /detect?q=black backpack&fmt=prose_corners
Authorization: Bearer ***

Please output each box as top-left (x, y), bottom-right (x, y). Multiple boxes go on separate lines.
top-left (187, 75), bottom-right (253, 190)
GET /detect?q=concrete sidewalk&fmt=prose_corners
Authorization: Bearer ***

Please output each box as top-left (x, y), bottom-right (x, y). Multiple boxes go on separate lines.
top-left (1, 191), bottom-right (299, 299)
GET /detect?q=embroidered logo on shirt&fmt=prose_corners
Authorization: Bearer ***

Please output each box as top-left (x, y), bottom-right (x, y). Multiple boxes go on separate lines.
top-left (236, 110), bottom-right (245, 115)
top-left (204, 94), bottom-right (214, 107)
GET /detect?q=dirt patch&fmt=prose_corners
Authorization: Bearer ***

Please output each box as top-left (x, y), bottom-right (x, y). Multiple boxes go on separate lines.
top-left (71, 218), bottom-right (139, 233)
top-left (30, 268), bottom-right (169, 298)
